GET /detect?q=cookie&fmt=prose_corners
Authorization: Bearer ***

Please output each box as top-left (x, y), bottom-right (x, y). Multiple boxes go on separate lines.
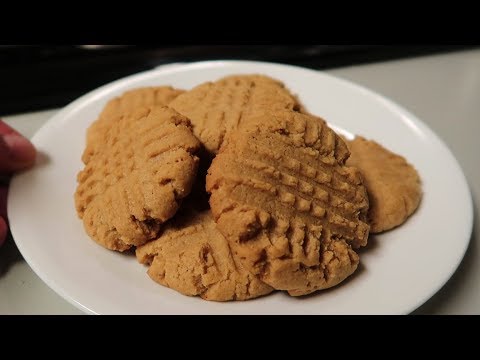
top-left (346, 136), bottom-right (422, 233)
top-left (169, 74), bottom-right (301, 155)
top-left (75, 106), bottom-right (201, 251)
top-left (136, 200), bottom-right (274, 301)
top-left (83, 86), bottom-right (184, 163)
top-left (206, 111), bottom-right (370, 296)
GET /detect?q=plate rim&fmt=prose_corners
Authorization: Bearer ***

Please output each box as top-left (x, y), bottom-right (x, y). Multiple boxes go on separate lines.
top-left (8, 60), bottom-right (474, 315)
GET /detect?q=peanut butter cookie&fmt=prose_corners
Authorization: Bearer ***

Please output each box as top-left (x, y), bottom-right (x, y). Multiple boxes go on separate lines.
top-left (207, 111), bottom-right (370, 296)
top-left (75, 106), bottom-right (201, 251)
top-left (136, 200), bottom-right (274, 301)
top-left (346, 136), bottom-right (422, 233)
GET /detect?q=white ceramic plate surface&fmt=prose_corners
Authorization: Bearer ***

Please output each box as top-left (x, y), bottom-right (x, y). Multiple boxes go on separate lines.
top-left (8, 61), bottom-right (473, 314)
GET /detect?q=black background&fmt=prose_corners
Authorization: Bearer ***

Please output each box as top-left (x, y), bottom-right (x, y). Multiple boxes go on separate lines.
top-left (0, 45), bottom-right (476, 116)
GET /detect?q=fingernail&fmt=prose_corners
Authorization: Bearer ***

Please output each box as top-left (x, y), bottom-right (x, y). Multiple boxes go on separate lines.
top-left (2, 133), bottom-right (36, 163)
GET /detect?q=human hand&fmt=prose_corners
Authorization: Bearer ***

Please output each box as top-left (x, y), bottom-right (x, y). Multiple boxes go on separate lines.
top-left (0, 120), bottom-right (36, 247)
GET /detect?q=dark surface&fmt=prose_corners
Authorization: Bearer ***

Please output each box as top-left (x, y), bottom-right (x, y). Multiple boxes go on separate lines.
top-left (1, 45), bottom-right (476, 116)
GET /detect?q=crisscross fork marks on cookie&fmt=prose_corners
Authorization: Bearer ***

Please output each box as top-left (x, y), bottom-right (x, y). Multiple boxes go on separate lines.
top-left (169, 75), bottom-right (302, 154)
top-left (75, 106), bottom-right (201, 251)
top-left (76, 108), bottom-right (149, 216)
top-left (83, 86), bottom-right (185, 163)
top-left (207, 111), bottom-right (369, 295)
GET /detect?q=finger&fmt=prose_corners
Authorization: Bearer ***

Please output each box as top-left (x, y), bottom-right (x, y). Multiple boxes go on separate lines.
top-left (0, 121), bottom-right (36, 174)
top-left (0, 216), bottom-right (6, 247)
top-left (0, 120), bottom-right (22, 136)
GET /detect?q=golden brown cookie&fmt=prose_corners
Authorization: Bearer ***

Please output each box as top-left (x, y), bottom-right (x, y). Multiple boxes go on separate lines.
top-left (75, 106), bottom-right (201, 251)
top-left (136, 201), bottom-right (274, 301)
top-left (83, 86), bottom-right (184, 163)
top-left (206, 111), bottom-right (370, 296)
top-left (169, 74), bottom-right (301, 155)
top-left (346, 136), bottom-right (422, 233)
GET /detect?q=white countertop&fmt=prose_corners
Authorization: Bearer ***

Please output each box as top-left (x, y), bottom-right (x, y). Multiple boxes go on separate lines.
top-left (1, 48), bottom-right (479, 314)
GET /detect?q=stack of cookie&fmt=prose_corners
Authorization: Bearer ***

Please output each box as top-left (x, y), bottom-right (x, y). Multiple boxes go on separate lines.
top-left (75, 75), bottom-right (421, 301)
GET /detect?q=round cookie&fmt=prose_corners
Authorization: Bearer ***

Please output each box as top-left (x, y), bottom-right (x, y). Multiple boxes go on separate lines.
top-left (83, 86), bottom-right (185, 163)
top-left (169, 74), bottom-right (302, 155)
top-left (75, 106), bottom-right (201, 251)
top-left (206, 111), bottom-right (370, 296)
top-left (346, 136), bottom-right (422, 233)
top-left (136, 202), bottom-right (274, 301)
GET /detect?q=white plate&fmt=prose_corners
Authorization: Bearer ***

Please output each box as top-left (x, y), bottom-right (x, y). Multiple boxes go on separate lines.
top-left (8, 61), bottom-right (473, 314)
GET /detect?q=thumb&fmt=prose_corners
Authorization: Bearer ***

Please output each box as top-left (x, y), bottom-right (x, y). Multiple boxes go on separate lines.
top-left (0, 120), bottom-right (36, 174)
